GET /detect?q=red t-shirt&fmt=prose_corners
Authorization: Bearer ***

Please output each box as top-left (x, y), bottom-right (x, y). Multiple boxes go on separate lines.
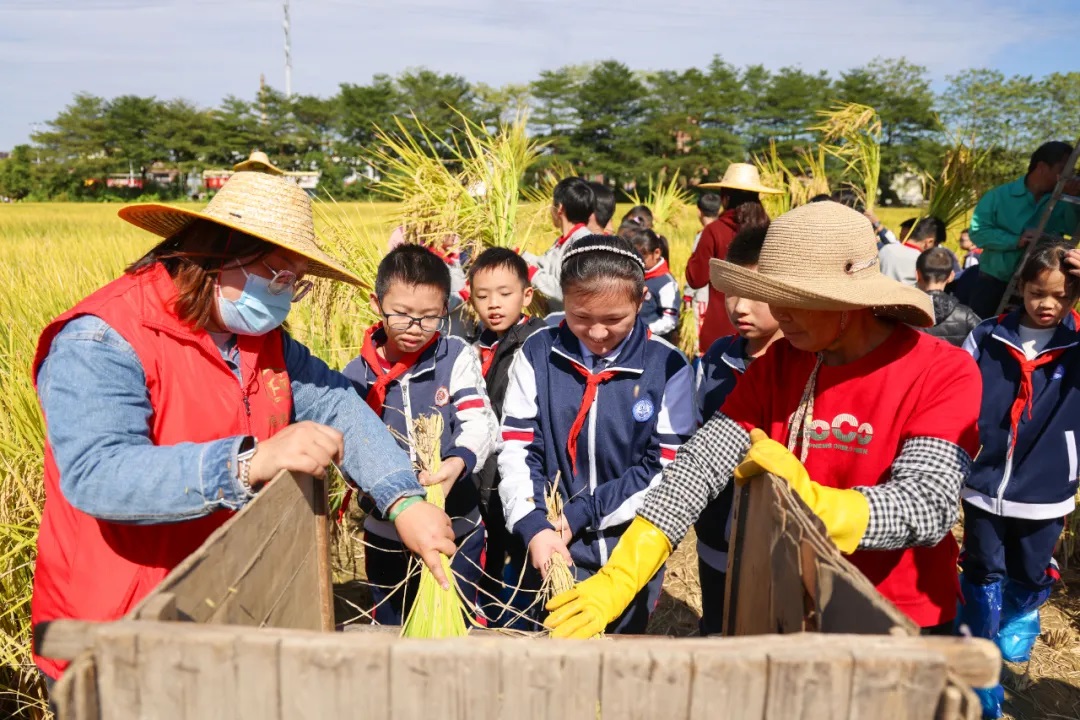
top-left (720, 325), bottom-right (981, 626)
top-left (685, 211), bottom-right (739, 353)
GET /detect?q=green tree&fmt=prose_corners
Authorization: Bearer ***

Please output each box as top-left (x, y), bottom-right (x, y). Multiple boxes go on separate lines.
top-left (528, 64), bottom-right (590, 159)
top-left (0, 145), bottom-right (35, 199)
top-left (568, 61), bottom-right (648, 186)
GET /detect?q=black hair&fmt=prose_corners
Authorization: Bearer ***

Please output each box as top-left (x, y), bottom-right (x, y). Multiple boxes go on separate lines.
top-left (553, 177), bottom-right (595, 224)
top-left (726, 224), bottom-right (770, 268)
top-left (468, 246), bottom-right (529, 287)
top-left (830, 189), bottom-right (864, 213)
top-left (809, 193), bottom-right (832, 203)
top-left (916, 247), bottom-right (955, 285)
top-left (1019, 240), bottom-right (1080, 302)
top-left (909, 216), bottom-right (947, 246)
top-left (560, 234), bottom-right (645, 303)
top-left (375, 244), bottom-right (451, 301)
top-left (620, 205), bottom-right (654, 229)
top-left (622, 226), bottom-right (669, 264)
top-left (898, 217), bottom-right (917, 241)
top-left (1028, 141), bottom-right (1074, 175)
top-left (697, 193), bottom-right (722, 217)
top-left (588, 181), bottom-right (616, 228)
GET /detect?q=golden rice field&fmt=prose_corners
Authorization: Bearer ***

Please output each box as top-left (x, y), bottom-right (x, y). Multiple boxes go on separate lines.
top-left (0, 201), bottom-right (946, 718)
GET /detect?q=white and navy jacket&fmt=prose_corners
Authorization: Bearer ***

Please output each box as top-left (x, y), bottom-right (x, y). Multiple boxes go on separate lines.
top-left (343, 330), bottom-right (497, 538)
top-left (693, 335), bottom-right (747, 571)
top-left (524, 223), bottom-right (592, 311)
top-left (641, 258), bottom-right (680, 340)
top-left (962, 310), bottom-right (1080, 519)
top-left (498, 319), bottom-right (696, 568)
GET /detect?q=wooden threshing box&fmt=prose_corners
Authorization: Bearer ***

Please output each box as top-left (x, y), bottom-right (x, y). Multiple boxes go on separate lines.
top-left (40, 471), bottom-right (998, 719)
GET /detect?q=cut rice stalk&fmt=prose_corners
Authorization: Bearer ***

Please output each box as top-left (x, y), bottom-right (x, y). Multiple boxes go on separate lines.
top-left (400, 414), bottom-right (469, 638)
top-left (541, 473), bottom-right (602, 638)
top-left (676, 303), bottom-right (699, 359)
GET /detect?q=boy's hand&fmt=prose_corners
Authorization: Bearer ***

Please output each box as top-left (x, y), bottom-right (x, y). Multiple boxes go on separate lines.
top-left (419, 457), bottom-right (466, 498)
top-left (392, 499), bottom-right (457, 590)
top-left (551, 513), bottom-right (573, 544)
top-left (529, 529), bottom-right (572, 579)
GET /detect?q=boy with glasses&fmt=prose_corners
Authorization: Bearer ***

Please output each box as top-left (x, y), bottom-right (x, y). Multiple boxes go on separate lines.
top-left (343, 244), bottom-right (498, 625)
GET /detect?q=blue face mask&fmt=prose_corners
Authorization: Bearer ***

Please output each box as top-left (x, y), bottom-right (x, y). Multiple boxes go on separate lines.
top-left (216, 269), bottom-right (293, 336)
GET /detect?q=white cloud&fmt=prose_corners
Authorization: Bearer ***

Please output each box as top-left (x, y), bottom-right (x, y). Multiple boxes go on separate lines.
top-left (0, 0), bottom-right (1075, 148)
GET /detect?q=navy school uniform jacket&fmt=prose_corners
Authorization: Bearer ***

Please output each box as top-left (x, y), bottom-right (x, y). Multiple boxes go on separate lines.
top-left (641, 259), bottom-right (681, 341)
top-left (962, 310), bottom-right (1080, 519)
top-left (694, 335), bottom-right (748, 570)
top-left (343, 329), bottom-right (498, 539)
top-left (498, 319), bottom-right (696, 569)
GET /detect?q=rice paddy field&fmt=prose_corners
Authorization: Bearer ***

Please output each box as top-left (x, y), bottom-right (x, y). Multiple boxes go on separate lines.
top-left (1, 202), bottom-right (1077, 719)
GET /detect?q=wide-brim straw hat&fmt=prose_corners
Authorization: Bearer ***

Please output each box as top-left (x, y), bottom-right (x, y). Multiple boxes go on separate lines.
top-left (232, 150), bottom-right (284, 176)
top-left (698, 162), bottom-right (782, 195)
top-left (118, 171), bottom-right (360, 285)
top-left (709, 201), bottom-right (934, 327)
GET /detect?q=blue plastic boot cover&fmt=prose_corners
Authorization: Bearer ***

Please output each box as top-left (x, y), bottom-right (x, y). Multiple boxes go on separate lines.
top-left (957, 575), bottom-right (1003, 640)
top-left (1002, 580), bottom-right (1052, 619)
top-left (974, 684), bottom-right (1004, 719)
top-left (998, 607), bottom-right (1040, 663)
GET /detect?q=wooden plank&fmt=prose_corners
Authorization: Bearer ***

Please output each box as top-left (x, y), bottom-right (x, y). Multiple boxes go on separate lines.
top-left (93, 624), bottom-right (140, 720)
top-left (764, 645), bottom-right (853, 719)
top-left (233, 633), bottom-right (282, 720)
top-left (53, 652), bottom-right (98, 720)
top-left (600, 641), bottom-right (692, 720)
top-left (132, 592), bottom-right (178, 621)
top-left (770, 500), bottom-right (806, 633)
top-left (278, 631), bottom-right (392, 717)
top-left (390, 638), bottom-right (501, 720)
top-left (725, 479), bottom-right (775, 635)
top-left (848, 645), bottom-right (946, 720)
top-left (129, 470), bottom-right (321, 631)
top-left (688, 641), bottom-right (767, 720)
top-left (497, 640), bottom-right (601, 719)
top-left (135, 625), bottom-right (238, 720)
top-left (312, 474), bottom-right (335, 632)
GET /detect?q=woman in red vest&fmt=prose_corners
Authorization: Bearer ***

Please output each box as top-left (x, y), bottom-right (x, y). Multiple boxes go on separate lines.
top-left (545, 201), bottom-right (982, 638)
top-left (686, 164), bottom-right (779, 354)
top-left (32, 172), bottom-right (456, 683)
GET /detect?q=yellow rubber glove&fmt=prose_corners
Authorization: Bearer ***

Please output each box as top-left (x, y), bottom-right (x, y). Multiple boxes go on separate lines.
top-left (734, 428), bottom-right (870, 554)
top-left (543, 516), bottom-right (671, 639)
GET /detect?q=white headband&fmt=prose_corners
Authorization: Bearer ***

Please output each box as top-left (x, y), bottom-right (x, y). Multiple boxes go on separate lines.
top-left (562, 243), bottom-right (647, 272)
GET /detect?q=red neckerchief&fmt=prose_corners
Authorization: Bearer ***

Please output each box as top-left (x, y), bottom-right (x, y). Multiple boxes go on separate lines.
top-left (903, 241), bottom-right (922, 251)
top-left (644, 258), bottom-right (669, 281)
top-left (479, 315), bottom-right (529, 378)
top-left (359, 324), bottom-right (439, 415)
top-left (1001, 311), bottom-right (1077, 452)
top-left (566, 363), bottom-right (617, 475)
top-left (429, 246), bottom-right (460, 265)
top-left (556, 223), bottom-right (587, 247)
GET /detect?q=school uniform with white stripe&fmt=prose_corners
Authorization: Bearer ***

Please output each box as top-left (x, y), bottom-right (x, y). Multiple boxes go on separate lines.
top-left (498, 318), bottom-right (696, 632)
top-left (641, 258), bottom-right (681, 343)
top-left (343, 326), bottom-right (498, 624)
top-left (958, 309), bottom-right (1080, 663)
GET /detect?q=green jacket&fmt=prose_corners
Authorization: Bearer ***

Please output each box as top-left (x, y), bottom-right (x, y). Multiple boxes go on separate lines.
top-left (970, 177), bottom-right (1079, 281)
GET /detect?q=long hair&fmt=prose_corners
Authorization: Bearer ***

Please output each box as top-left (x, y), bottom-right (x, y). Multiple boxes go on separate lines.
top-left (721, 188), bottom-right (769, 229)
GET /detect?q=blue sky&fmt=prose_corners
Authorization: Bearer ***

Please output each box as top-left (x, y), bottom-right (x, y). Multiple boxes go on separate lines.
top-left (1, 0), bottom-right (1076, 150)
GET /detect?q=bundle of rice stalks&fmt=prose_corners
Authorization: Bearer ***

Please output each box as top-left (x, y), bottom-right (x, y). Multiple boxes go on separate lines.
top-left (753, 139), bottom-right (793, 219)
top-left (753, 141), bottom-right (831, 218)
top-left (676, 304), bottom-right (699, 359)
top-left (400, 413), bottom-right (468, 638)
top-left (519, 158), bottom-right (577, 252)
top-left (812, 102), bottom-right (882, 213)
top-left (369, 109), bottom-right (546, 258)
top-left (628, 171), bottom-right (696, 236)
top-left (540, 473), bottom-right (577, 602)
top-left (922, 135), bottom-right (988, 231)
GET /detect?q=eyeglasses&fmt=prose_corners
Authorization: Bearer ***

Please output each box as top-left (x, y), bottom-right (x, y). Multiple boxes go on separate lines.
top-left (379, 305), bottom-right (447, 333)
top-left (237, 260), bottom-right (313, 302)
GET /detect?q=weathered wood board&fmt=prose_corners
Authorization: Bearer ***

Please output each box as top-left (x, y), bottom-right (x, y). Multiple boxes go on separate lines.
top-left (50, 620), bottom-right (992, 720)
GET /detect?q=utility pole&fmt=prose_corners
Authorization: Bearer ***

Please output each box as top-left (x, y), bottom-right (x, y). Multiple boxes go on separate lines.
top-left (283, 0), bottom-right (292, 98)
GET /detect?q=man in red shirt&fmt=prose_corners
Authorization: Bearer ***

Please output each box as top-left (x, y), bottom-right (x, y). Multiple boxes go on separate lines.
top-left (686, 164), bottom-right (779, 353)
top-left (545, 201), bottom-right (982, 637)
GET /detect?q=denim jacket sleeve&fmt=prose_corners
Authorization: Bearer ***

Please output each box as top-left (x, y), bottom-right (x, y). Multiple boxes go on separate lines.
top-left (36, 315), bottom-right (251, 524)
top-left (281, 333), bottom-right (424, 513)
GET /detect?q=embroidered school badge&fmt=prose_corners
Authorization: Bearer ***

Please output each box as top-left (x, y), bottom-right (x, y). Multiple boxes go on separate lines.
top-left (632, 398), bottom-right (654, 422)
top-left (434, 386), bottom-right (450, 407)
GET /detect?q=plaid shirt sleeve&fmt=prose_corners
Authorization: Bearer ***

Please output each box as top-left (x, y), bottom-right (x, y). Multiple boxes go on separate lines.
top-left (638, 412), bottom-right (749, 544)
top-left (855, 436), bottom-right (971, 551)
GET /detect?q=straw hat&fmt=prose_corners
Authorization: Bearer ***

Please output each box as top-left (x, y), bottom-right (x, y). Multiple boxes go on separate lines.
top-left (232, 150), bottom-right (284, 176)
top-left (698, 163), bottom-right (782, 195)
top-left (118, 171), bottom-right (360, 284)
top-left (709, 202), bottom-right (933, 327)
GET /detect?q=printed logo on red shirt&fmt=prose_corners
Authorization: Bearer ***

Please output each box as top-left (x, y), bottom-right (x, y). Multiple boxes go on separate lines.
top-left (801, 413), bottom-right (875, 453)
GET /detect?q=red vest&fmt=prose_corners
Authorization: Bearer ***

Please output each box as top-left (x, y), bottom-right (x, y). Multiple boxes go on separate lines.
top-left (31, 264), bottom-right (293, 678)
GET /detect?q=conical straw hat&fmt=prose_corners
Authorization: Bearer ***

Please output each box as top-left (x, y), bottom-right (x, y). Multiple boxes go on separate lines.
top-left (709, 201), bottom-right (933, 327)
top-left (232, 150), bottom-right (284, 175)
top-left (118, 171), bottom-right (360, 285)
top-left (698, 162), bottom-right (782, 194)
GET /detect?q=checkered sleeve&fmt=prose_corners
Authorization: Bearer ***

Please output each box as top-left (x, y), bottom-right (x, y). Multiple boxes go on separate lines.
top-left (638, 412), bottom-right (749, 544)
top-left (855, 436), bottom-right (971, 551)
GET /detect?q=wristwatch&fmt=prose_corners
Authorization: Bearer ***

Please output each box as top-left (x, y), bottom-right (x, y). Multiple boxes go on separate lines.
top-left (237, 435), bottom-right (259, 496)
